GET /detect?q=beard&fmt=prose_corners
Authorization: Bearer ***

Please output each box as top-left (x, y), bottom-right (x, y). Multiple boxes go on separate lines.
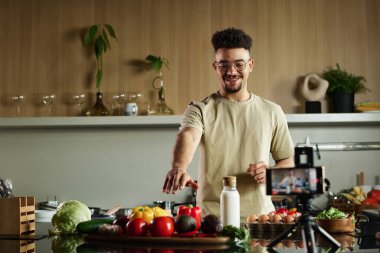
top-left (222, 74), bottom-right (243, 93)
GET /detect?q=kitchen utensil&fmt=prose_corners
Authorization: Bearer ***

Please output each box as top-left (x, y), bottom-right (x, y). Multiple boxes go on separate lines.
top-left (0, 178), bottom-right (14, 198)
top-left (105, 205), bottom-right (122, 216)
top-left (153, 201), bottom-right (193, 216)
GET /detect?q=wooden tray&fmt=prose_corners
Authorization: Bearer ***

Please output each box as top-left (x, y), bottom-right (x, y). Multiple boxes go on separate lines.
top-left (85, 234), bottom-right (231, 245)
top-left (245, 222), bottom-right (295, 232)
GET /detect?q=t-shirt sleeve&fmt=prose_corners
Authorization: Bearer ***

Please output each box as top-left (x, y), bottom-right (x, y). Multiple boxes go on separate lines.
top-left (179, 101), bottom-right (204, 133)
top-left (270, 106), bottom-right (294, 161)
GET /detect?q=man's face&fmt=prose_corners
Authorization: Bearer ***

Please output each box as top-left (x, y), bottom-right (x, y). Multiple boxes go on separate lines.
top-left (213, 48), bottom-right (254, 94)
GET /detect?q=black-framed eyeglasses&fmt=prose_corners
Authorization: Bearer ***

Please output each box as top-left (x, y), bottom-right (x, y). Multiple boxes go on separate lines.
top-left (214, 59), bottom-right (250, 72)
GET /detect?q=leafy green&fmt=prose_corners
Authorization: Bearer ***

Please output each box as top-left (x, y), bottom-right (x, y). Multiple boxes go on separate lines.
top-left (50, 200), bottom-right (91, 235)
top-left (316, 207), bottom-right (348, 219)
top-left (322, 63), bottom-right (369, 94)
top-left (220, 225), bottom-right (250, 249)
top-left (145, 55), bottom-right (170, 72)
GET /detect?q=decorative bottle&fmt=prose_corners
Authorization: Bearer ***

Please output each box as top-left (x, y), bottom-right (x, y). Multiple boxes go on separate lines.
top-left (220, 176), bottom-right (240, 228)
top-left (148, 73), bottom-right (174, 115)
top-left (87, 90), bottom-right (111, 116)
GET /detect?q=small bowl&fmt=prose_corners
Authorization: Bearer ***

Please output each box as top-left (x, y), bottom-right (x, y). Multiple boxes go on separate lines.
top-left (35, 210), bottom-right (56, 223)
top-left (316, 218), bottom-right (355, 233)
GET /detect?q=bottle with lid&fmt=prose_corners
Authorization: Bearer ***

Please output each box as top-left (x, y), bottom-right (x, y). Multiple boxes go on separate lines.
top-left (220, 176), bottom-right (240, 227)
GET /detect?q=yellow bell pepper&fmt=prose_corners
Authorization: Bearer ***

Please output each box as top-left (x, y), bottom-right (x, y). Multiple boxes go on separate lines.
top-left (152, 206), bottom-right (170, 217)
top-left (130, 206), bottom-right (154, 223)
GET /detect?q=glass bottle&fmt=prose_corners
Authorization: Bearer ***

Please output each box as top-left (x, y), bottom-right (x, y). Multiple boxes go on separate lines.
top-left (220, 176), bottom-right (240, 227)
top-left (86, 90), bottom-right (111, 116)
top-left (148, 74), bottom-right (174, 115)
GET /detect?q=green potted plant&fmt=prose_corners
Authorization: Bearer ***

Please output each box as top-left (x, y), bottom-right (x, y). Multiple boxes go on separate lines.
top-left (322, 63), bottom-right (369, 113)
top-left (145, 55), bottom-right (174, 115)
top-left (83, 24), bottom-right (117, 116)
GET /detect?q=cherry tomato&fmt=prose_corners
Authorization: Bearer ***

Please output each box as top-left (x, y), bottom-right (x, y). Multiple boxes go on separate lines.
top-left (126, 218), bottom-right (149, 236)
top-left (150, 216), bottom-right (175, 237)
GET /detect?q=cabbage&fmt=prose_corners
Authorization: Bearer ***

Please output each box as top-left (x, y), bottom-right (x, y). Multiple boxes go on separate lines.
top-left (51, 200), bottom-right (91, 234)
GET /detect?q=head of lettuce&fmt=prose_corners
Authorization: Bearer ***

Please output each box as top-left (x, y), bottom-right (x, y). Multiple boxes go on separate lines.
top-left (50, 200), bottom-right (91, 235)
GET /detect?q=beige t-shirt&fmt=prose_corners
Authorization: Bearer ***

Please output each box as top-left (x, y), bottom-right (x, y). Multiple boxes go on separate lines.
top-left (180, 92), bottom-right (294, 217)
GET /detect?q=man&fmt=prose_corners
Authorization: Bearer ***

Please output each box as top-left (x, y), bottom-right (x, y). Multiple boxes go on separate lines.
top-left (162, 28), bottom-right (294, 217)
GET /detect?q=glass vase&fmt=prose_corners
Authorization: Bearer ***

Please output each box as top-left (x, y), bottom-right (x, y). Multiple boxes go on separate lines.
top-left (86, 90), bottom-right (111, 116)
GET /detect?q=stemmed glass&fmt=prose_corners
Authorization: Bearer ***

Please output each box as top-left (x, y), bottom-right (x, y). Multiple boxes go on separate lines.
top-left (10, 94), bottom-right (25, 116)
top-left (42, 94), bottom-right (56, 117)
top-left (111, 92), bottom-right (127, 116)
top-left (72, 93), bottom-right (87, 116)
top-left (127, 92), bottom-right (143, 103)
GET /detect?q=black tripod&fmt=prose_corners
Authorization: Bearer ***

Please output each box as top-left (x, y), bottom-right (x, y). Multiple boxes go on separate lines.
top-left (267, 197), bottom-right (341, 253)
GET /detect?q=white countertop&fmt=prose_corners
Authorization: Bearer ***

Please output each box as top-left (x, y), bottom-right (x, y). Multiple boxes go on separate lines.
top-left (0, 113), bottom-right (379, 128)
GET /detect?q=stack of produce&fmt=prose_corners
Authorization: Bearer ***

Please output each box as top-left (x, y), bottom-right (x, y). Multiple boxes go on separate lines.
top-left (337, 186), bottom-right (380, 210)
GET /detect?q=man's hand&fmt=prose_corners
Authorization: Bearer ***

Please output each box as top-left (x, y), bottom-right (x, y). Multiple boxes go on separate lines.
top-left (162, 167), bottom-right (198, 194)
top-left (247, 161), bottom-right (267, 184)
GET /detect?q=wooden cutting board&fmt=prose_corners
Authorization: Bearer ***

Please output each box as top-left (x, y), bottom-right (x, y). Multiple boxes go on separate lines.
top-left (85, 234), bottom-right (232, 245)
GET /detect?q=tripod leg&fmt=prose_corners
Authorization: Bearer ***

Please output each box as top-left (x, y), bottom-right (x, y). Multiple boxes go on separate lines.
top-left (302, 215), bottom-right (316, 253)
top-left (312, 223), bottom-right (341, 250)
top-left (268, 221), bottom-right (299, 248)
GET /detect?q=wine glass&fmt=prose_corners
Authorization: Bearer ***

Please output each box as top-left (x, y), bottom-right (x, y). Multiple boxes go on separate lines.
top-left (42, 94), bottom-right (56, 116)
top-left (127, 92), bottom-right (143, 103)
top-left (111, 92), bottom-right (127, 116)
top-left (10, 94), bottom-right (25, 116)
top-left (72, 93), bottom-right (87, 116)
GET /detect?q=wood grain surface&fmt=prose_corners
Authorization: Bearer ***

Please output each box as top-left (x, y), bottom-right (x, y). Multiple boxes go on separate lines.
top-left (0, 0), bottom-right (379, 116)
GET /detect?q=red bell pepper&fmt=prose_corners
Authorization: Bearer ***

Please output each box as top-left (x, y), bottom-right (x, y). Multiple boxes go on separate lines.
top-left (177, 205), bottom-right (202, 231)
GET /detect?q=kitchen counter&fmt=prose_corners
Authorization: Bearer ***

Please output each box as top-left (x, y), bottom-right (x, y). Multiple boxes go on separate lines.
top-left (0, 222), bottom-right (379, 253)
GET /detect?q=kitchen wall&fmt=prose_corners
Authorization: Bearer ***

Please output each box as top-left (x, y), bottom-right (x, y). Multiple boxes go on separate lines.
top-left (0, 0), bottom-right (379, 116)
top-left (1, 115), bottom-right (379, 211)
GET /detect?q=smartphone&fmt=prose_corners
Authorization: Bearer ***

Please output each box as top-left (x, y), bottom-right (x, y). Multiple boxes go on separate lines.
top-left (266, 166), bottom-right (325, 196)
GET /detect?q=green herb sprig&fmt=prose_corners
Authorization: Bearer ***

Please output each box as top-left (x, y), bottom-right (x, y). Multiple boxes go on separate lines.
top-left (220, 225), bottom-right (251, 250)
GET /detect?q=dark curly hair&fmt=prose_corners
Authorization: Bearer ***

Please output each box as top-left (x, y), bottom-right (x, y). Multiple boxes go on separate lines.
top-left (211, 28), bottom-right (252, 52)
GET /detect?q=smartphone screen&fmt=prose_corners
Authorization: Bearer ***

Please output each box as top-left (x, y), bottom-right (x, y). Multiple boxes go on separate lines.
top-left (266, 166), bottom-right (325, 196)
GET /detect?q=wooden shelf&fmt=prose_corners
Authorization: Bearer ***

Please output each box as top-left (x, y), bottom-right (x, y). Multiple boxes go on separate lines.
top-left (0, 113), bottom-right (379, 129)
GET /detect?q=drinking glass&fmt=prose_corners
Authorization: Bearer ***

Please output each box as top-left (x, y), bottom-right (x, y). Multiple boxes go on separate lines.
top-left (127, 92), bottom-right (143, 103)
top-left (42, 94), bottom-right (56, 116)
top-left (111, 92), bottom-right (127, 116)
top-left (72, 93), bottom-right (87, 116)
top-left (10, 94), bottom-right (25, 116)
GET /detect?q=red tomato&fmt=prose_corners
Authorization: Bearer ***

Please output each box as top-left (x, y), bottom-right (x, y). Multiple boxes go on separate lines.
top-left (150, 216), bottom-right (175, 237)
top-left (126, 218), bottom-right (149, 236)
top-left (368, 190), bottom-right (380, 202)
top-left (362, 197), bottom-right (378, 206)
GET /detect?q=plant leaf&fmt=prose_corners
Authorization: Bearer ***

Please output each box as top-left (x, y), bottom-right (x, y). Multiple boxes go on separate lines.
top-left (152, 60), bottom-right (163, 71)
top-left (146, 55), bottom-right (158, 63)
top-left (104, 24), bottom-right (117, 40)
top-left (102, 29), bottom-right (111, 49)
top-left (84, 25), bottom-right (98, 45)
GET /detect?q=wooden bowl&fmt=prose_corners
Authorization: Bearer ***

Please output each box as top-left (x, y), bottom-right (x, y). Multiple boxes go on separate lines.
top-left (315, 217), bottom-right (355, 233)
